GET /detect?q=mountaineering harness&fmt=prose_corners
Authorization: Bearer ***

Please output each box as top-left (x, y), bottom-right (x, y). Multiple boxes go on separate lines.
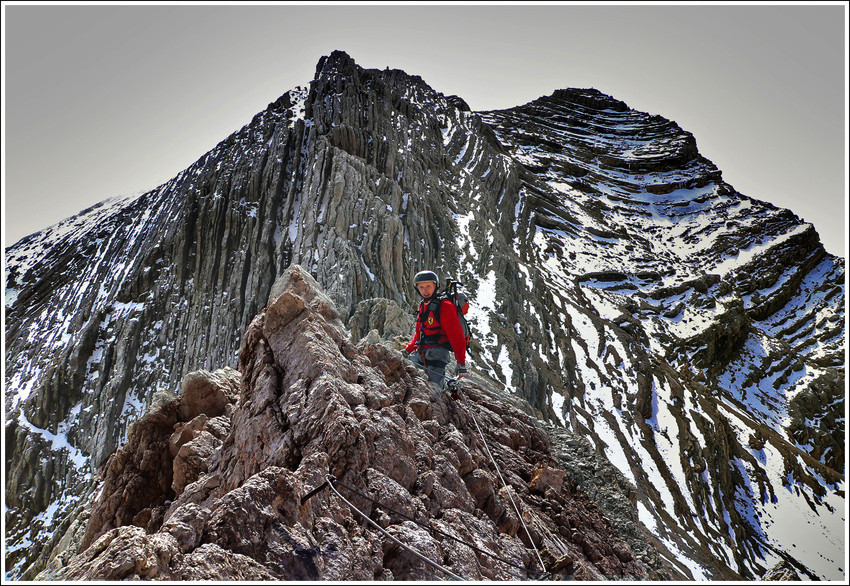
top-left (300, 277), bottom-right (550, 579)
top-left (301, 387), bottom-right (551, 581)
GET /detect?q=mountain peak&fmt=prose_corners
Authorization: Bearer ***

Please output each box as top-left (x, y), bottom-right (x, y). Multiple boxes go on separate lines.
top-left (550, 87), bottom-right (630, 112)
top-left (315, 49), bottom-right (358, 76)
top-left (6, 51), bottom-right (844, 581)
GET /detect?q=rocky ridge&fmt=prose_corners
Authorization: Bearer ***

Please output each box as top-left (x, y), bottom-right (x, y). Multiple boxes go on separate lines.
top-left (60, 266), bottom-right (667, 581)
top-left (479, 89), bottom-right (845, 579)
top-left (5, 50), bottom-right (845, 579)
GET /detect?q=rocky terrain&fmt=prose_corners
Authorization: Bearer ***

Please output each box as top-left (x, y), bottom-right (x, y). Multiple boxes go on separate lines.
top-left (5, 50), bottom-right (845, 580)
top-left (57, 266), bottom-right (673, 581)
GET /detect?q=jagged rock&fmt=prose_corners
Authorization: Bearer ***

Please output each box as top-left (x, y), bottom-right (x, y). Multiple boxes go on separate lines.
top-left (762, 560), bottom-right (802, 580)
top-left (177, 543), bottom-right (280, 580)
top-left (5, 49), bottom-right (844, 580)
top-left (347, 297), bottom-right (415, 347)
top-left (786, 370), bottom-right (845, 473)
top-left (161, 502), bottom-right (208, 553)
top-left (66, 526), bottom-right (179, 580)
top-left (171, 428), bottom-right (220, 496)
top-left (748, 430), bottom-right (767, 451)
top-left (529, 461), bottom-right (565, 495)
top-left (177, 367), bottom-right (240, 421)
top-left (65, 265), bottom-right (652, 581)
top-left (79, 367), bottom-right (241, 553)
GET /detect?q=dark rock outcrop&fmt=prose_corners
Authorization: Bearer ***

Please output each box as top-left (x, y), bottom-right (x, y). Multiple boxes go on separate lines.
top-left (64, 266), bottom-right (663, 581)
top-left (5, 50), bottom-right (844, 580)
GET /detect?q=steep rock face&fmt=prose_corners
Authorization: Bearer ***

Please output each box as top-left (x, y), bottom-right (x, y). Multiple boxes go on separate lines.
top-left (479, 90), bottom-right (845, 580)
top-left (63, 266), bottom-right (664, 581)
top-left (5, 50), bottom-right (844, 580)
top-left (5, 50), bottom-right (552, 579)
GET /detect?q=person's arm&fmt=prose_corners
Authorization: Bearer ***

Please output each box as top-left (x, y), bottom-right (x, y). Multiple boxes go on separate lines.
top-left (405, 313), bottom-right (422, 354)
top-left (440, 299), bottom-right (466, 366)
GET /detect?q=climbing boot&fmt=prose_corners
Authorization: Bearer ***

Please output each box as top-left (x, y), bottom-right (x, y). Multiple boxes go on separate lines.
top-left (446, 379), bottom-right (460, 401)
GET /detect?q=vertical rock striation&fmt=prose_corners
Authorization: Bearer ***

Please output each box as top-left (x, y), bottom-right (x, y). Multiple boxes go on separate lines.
top-left (5, 51), bottom-right (844, 580)
top-left (64, 265), bottom-right (662, 581)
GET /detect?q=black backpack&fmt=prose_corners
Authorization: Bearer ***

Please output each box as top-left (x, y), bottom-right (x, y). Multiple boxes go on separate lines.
top-left (430, 278), bottom-right (472, 350)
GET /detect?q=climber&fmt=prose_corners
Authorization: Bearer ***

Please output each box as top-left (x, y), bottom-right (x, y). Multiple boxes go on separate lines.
top-left (404, 270), bottom-right (468, 394)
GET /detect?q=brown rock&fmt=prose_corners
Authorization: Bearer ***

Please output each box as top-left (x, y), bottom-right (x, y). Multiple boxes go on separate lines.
top-left (463, 468), bottom-right (496, 511)
top-left (172, 430), bottom-right (220, 496)
top-left (529, 461), bottom-right (565, 495)
top-left (549, 553), bottom-right (575, 573)
top-left (67, 264), bottom-right (652, 581)
top-left (177, 543), bottom-right (279, 580)
top-left (66, 526), bottom-right (178, 580)
top-left (613, 542), bottom-right (634, 563)
top-left (161, 502), bottom-right (209, 553)
top-left (762, 560), bottom-right (802, 581)
top-left (169, 413), bottom-right (209, 458)
top-left (408, 397), bottom-right (433, 421)
top-left (178, 368), bottom-right (240, 421)
top-left (78, 397), bottom-right (180, 552)
top-left (8, 49), bottom-right (842, 584)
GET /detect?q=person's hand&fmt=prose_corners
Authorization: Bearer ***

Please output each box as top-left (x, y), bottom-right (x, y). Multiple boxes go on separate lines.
top-left (456, 364), bottom-right (468, 379)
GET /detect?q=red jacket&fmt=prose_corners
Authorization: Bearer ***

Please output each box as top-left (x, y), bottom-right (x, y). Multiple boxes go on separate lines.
top-left (406, 297), bottom-right (467, 365)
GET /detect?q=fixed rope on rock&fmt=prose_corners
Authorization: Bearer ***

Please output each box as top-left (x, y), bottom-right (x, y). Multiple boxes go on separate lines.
top-left (460, 387), bottom-right (548, 575)
top-left (330, 476), bottom-right (547, 580)
top-left (322, 475), bottom-right (464, 581)
top-left (300, 385), bottom-right (552, 580)
top-left (301, 474), bottom-right (548, 580)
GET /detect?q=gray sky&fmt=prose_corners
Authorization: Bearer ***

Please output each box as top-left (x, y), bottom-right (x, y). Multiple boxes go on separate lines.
top-left (3, 2), bottom-right (847, 256)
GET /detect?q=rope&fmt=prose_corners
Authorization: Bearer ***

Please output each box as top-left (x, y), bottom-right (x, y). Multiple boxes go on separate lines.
top-left (464, 394), bottom-right (548, 574)
top-left (325, 475), bottom-right (464, 581)
top-left (300, 384), bottom-right (555, 580)
top-left (332, 477), bottom-right (544, 580)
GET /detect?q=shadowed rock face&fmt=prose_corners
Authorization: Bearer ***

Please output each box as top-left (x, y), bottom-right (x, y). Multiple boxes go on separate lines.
top-left (64, 266), bottom-right (663, 581)
top-left (5, 50), bottom-right (844, 580)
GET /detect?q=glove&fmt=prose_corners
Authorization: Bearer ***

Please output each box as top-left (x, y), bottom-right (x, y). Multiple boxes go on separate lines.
top-left (456, 364), bottom-right (468, 379)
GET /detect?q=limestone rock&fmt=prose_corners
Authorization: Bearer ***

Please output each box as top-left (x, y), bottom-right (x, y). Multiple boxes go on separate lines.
top-left (348, 297), bottom-right (415, 347)
top-left (762, 560), bottom-right (802, 581)
top-left (78, 368), bottom-right (241, 553)
top-left (65, 265), bottom-right (652, 581)
top-left (178, 367), bottom-right (240, 421)
top-left (529, 461), bottom-right (565, 495)
top-left (66, 526), bottom-right (179, 580)
top-left (5, 48), bottom-right (843, 581)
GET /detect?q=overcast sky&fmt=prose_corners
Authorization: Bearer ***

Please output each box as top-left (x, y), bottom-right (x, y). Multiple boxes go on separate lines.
top-left (3, 2), bottom-right (847, 256)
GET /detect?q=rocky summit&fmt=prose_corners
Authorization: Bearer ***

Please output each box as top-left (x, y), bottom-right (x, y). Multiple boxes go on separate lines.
top-left (4, 50), bottom-right (845, 580)
top-left (61, 265), bottom-right (664, 581)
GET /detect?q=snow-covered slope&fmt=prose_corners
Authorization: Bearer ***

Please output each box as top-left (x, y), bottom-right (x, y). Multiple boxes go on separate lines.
top-left (4, 52), bottom-right (844, 580)
top-left (480, 89), bottom-right (844, 579)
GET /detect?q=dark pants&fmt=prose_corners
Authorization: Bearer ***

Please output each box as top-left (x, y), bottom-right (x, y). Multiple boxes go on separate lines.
top-left (409, 346), bottom-right (450, 389)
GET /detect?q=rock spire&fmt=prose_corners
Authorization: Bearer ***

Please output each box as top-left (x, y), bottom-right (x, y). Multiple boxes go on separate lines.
top-left (64, 265), bottom-right (665, 581)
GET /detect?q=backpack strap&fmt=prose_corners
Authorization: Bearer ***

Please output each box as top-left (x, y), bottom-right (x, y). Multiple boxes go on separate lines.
top-left (418, 297), bottom-right (447, 347)
top-left (429, 296), bottom-right (443, 322)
